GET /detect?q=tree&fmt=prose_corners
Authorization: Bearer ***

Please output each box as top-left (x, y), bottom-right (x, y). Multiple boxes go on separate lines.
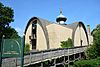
top-left (0, 2), bottom-right (19, 39)
top-left (92, 24), bottom-right (100, 57)
top-left (86, 24), bottom-right (100, 59)
top-left (60, 38), bottom-right (73, 48)
top-left (86, 44), bottom-right (98, 59)
top-left (3, 27), bottom-right (20, 39)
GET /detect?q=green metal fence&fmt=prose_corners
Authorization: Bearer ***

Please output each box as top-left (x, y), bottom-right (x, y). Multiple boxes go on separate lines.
top-left (2, 38), bottom-right (22, 58)
top-left (0, 36), bottom-right (25, 67)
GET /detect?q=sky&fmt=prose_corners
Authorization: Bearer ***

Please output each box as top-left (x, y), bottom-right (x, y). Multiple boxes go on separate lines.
top-left (0, 0), bottom-right (100, 36)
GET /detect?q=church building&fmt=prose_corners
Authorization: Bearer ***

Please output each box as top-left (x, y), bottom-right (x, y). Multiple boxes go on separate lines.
top-left (24, 10), bottom-right (92, 51)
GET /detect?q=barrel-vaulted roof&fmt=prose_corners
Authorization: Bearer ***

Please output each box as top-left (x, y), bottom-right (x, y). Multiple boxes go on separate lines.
top-left (24, 17), bottom-right (89, 47)
top-left (24, 17), bottom-right (51, 34)
top-left (24, 17), bottom-right (51, 49)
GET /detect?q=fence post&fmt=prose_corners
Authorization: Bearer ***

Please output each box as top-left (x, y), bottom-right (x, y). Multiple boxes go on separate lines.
top-left (41, 51), bottom-right (44, 67)
top-left (0, 39), bottom-right (2, 67)
top-left (0, 35), bottom-right (5, 67)
top-left (21, 34), bottom-right (25, 67)
top-left (15, 58), bottom-right (17, 66)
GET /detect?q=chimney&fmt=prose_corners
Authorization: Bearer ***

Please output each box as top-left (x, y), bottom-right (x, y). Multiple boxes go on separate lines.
top-left (87, 25), bottom-right (90, 35)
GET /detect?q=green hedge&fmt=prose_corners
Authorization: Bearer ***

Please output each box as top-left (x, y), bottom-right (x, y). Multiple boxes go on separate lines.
top-left (74, 57), bottom-right (100, 67)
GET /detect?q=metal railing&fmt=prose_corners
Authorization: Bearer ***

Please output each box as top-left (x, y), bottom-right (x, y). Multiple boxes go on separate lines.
top-left (2, 46), bottom-right (87, 67)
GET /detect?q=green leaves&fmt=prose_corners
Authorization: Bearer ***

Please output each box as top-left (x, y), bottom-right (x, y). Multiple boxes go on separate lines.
top-left (60, 38), bottom-right (73, 48)
top-left (24, 43), bottom-right (30, 53)
top-left (0, 2), bottom-right (19, 39)
top-left (86, 45), bottom-right (98, 59)
top-left (74, 57), bottom-right (100, 67)
top-left (0, 2), bottom-right (14, 26)
top-left (3, 27), bottom-right (20, 39)
top-left (86, 24), bottom-right (100, 59)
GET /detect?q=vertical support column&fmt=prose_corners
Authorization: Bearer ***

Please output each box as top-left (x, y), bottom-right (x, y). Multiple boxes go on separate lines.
top-left (68, 49), bottom-right (69, 67)
top-left (79, 53), bottom-right (81, 60)
top-left (74, 54), bottom-right (75, 62)
top-left (29, 52), bottom-right (32, 65)
top-left (54, 59), bottom-right (56, 67)
top-left (41, 51), bottom-right (43, 67)
top-left (74, 48), bottom-right (76, 62)
top-left (63, 49), bottom-right (66, 67)
top-left (21, 34), bottom-right (25, 67)
top-left (41, 62), bottom-right (43, 67)
top-left (63, 56), bottom-right (66, 67)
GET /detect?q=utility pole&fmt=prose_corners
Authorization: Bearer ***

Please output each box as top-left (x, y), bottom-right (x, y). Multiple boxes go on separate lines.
top-left (21, 34), bottom-right (25, 67)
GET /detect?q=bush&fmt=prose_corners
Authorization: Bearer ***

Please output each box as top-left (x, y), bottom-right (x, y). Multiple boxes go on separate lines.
top-left (60, 38), bottom-right (73, 48)
top-left (85, 24), bottom-right (100, 59)
top-left (24, 43), bottom-right (30, 53)
top-left (73, 57), bottom-right (100, 67)
top-left (86, 45), bottom-right (98, 59)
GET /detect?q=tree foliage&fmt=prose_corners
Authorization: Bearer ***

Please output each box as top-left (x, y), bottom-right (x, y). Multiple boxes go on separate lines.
top-left (86, 45), bottom-right (98, 59)
top-left (0, 2), bottom-right (14, 26)
top-left (3, 27), bottom-right (20, 39)
top-left (74, 57), bottom-right (100, 67)
top-left (0, 2), bottom-right (19, 39)
top-left (86, 24), bottom-right (100, 59)
top-left (60, 38), bottom-right (73, 48)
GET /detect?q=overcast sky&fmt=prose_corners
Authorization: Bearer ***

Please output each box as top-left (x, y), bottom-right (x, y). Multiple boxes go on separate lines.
top-left (0, 0), bottom-right (100, 36)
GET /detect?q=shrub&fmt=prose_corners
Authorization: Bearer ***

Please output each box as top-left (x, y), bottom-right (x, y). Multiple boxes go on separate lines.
top-left (85, 24), bottom-right (100, 59)
top-left (86, 44), bottom-right (98, 59)
top-left (73, 57), bottom-right (100, 67)
top-left (60, 38), bottom-right (73, 48)
top-left (24, 43), bottom-right (30, 53)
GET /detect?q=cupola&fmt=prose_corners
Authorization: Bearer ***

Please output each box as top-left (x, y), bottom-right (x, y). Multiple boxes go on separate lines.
top-left (56, 9), bottom-right (67, 24)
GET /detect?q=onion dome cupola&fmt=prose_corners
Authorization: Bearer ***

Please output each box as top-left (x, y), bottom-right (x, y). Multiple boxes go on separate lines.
top-left (56, 9), bottom-right (67, 24)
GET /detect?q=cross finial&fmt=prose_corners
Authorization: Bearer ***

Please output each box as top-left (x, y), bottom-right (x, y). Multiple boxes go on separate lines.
top-left (60, 8), bottom-right (62, 14)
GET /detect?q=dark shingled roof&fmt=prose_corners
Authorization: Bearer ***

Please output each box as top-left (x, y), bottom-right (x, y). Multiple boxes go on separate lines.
top-left (24, 17), bottom-right (89, 48)
top-left (59, 22), bottom-right (89, 45)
